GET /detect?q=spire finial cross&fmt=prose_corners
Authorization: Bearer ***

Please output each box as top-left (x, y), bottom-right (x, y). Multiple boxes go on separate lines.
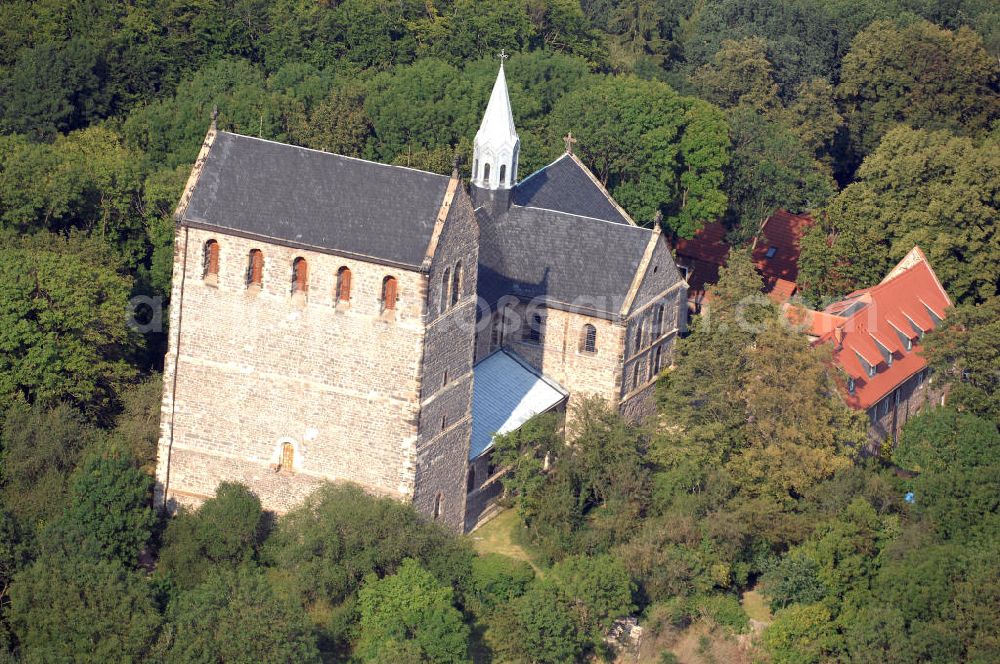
top-left (563, 131), bottom-right (577, 154)
top-left (499, 49), bottom-right (509, 63)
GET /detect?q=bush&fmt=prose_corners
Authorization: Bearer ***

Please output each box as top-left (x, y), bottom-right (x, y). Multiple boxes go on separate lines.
top-left (467, 553), bottom-right (534, 617)
top-left (356, 558), bottom-right (470, 664)
top-left (692, 594), bottom-right (749, 633)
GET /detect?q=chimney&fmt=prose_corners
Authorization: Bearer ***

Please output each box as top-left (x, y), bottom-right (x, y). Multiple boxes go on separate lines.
top-left (834, 326), bottom-right (844, 349)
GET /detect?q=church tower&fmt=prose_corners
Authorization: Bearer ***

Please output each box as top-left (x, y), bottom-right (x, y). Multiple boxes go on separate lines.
top-left (472, 58), bottom-right (519, 190)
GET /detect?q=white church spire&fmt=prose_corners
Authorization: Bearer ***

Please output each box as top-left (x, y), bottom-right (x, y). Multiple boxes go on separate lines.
top-left (472, 54), bottom-right (519, 190)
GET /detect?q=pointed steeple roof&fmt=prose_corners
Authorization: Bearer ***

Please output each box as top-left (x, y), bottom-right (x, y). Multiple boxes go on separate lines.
top-left (476, 63), bottom-right (518, 146)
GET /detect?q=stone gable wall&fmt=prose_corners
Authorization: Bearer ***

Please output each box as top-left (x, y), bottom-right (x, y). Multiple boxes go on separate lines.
top-left (155, 225), bottom-right (427, 514)
top-left (487, 301), bottom-right (625, 411)
top-left (621, 240), bottom-right (688, 419)
top-left (412, 187), bottom-right (479, 530)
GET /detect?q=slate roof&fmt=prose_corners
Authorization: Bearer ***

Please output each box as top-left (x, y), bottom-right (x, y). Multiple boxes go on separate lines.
top-left (470, 350), bottom-right (568, 459)
top-left (181, 132), bottom-right (451, 269)
top-left (478, 204), bottom-right (652, 318)
top-left (513, 154), bottom-right (633, 225)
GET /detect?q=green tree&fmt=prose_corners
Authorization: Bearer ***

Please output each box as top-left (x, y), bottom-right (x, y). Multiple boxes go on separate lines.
top-left (488, 554), bottom-right (634, 663)
top-left (264, 484), bottom-right (473, 606)
top-left (467, 553), bottom-right (535, 617)
top-left (486, 581), bottom-right (584, 664)
top-left (0, 401), bottom-right (98, 527)
top-left (763, 602), bottom-right (839, 664)
top-left (690, 37), bottom-right (779, 111)
top-left (9, 554), bottom-right (160, 663)
top-left (0, 38), bottom-right (111, 139)
top-left (157, 482), bottom-right (265, 591)
top-left (798, 126), bottom-right (998, 304)
top-left (53, 451), bottom-right (155, 566)
top-left (160, 568), bottom-right (320, 664)
top-left (838, 19), bottom-right (1000, 161)
top-left (922, 297), bottom-right (1000, 423)
top-left (287, 79), bottom-right (371, 156)
top-left (723, 107), bottom-right (835, 238)
top-left (356, 558), bottom-right (470, 663)
top-left (0, 232), bottom-right (140, 419)
top-left (782, 77), bottom-right (844, 161)
top-left (549, 75), bottom-right (729, 235)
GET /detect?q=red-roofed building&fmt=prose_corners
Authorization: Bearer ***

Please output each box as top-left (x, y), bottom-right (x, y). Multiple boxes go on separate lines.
top-left (673, 211), bottom-right (813, 313)
top-left (752, 210), bottom-right (814, 300)
top-left (673, 221), bottom-right (729, 312)
top-left (785, 247), bottom-right (952, 451)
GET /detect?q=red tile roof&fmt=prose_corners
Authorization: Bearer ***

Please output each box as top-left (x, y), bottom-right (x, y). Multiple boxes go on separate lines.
top-left (752, 210), bottom-right (813, 285)
top-left (785, 247), bottom-right (952, 410)
top-left (673, 212), bottom-right (812, 304)
top-left (673, 221), bottom-right (729, 299)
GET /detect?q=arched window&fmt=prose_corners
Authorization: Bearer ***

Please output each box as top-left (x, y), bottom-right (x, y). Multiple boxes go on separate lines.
top-left (473, 159), bottom-right (479, 179)
top-left (292, 257), bottom-right (308, 293)
top-left (653, 305), bottom-right (664, 337)
top-left (580, 324), bottom-right (597, 353)
top-left (451, 262), bottom-right (461, 306)
top-left (382, 276), bottom-right (398, 311)
top-left (280, 442), bottom-right (294, 471)
top-left (467, 466), bottom-right (476, 493)
top-left (483, 162), bottom-right (491, 182)
top-left (336, 266), bottom-right (352, 302)
top-left (433, 493), bottom-right (443, 520)
top-left (525, 313), bottom-right (543, 344)
top-left (634, 322), bottom-right (643, 350)
top-left (633, 363), bottom-right (640, 389)
top-left (499, 164), bottom-right (506, 185)
top-left (203, 240), bottom-right (220, 281)
top-left (441, 268), bottom-right (450, 314)
top-left (247, 249), bottom-right (264, 288)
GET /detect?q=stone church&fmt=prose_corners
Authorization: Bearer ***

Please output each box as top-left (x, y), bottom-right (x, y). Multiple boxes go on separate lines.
top-left (155, 63), bottom-right (688, 531)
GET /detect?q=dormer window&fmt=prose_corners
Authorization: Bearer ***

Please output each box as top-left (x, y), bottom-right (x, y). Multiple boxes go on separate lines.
top-left (847, 377), bottom-right (856, 394)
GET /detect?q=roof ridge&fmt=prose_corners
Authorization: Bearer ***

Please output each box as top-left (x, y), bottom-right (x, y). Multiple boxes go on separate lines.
top-left (513, 205), bottom-right (653, 232)
top-left (565, 152), bottom-right (636, 226)
top-left (216, 131), bottom-right (452, 180)
top-left (515, 153), bottom-right (571, 187)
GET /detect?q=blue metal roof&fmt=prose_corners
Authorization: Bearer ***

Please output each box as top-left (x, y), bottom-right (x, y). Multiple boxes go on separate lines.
top-left (470, 350), bottom-right (568, 460)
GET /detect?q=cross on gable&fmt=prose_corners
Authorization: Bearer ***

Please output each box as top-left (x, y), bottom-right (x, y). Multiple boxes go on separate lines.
top-left (499, 49), bottom-right (509, 62)
top-left (563, 132), bottom-right (577, 154)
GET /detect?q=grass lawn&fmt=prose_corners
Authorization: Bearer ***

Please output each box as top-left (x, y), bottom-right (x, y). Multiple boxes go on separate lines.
top-left (740, 588), bottom-right (772, 623)
top-left (466, 508), bottom-right (542, 574)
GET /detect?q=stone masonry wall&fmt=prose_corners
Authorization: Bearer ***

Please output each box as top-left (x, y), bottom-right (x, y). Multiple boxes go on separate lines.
top-left (156, 225), bottom-right (427, 514)
top-left (620, 239), bottom-right (688, 420)
top-left (866, 369), bottom-right (945, 454)
top-left (493, 301), bottom-right (625, 412)
top-left (412, 186), bottom-right (479, 531)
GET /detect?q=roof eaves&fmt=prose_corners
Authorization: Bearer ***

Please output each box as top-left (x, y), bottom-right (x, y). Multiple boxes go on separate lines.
top-left (179, 218), bottom-right (423, 272)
